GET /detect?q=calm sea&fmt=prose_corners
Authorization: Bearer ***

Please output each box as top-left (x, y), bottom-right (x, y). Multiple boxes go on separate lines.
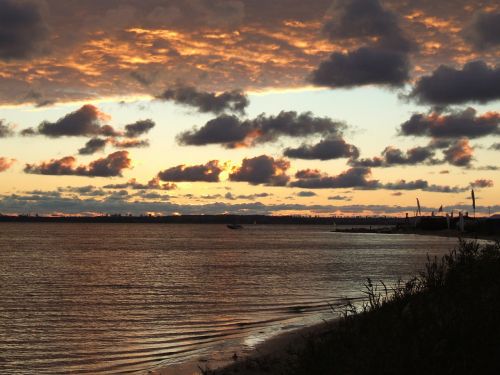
top-left (0, 223), bottom-right (457, 374)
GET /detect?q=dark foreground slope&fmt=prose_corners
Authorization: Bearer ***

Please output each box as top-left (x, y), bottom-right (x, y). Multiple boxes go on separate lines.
top-left (213, 240), bottom-right (500, 375)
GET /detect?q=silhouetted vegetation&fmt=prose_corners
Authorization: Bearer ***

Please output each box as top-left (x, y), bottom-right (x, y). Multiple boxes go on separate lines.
top-left (215, 240), bottom-right (500, 375)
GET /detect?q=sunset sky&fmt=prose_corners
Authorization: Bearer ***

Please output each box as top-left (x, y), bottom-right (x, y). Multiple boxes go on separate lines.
top-left (0, 0), bottom-right (498, 216)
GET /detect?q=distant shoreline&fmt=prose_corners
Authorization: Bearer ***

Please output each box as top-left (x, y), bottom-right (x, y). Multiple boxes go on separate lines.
top-left (0, 214), bottom-right (401, 226)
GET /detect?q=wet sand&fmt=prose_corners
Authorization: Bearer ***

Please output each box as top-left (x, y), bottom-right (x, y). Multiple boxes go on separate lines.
top-left (148, 318), bottom-right (340, 375)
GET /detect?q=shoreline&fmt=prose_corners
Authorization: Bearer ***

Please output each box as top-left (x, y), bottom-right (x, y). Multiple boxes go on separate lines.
top-left (209, 318), bottom-right (340, 375)
top-left (333, 227), bottom-right (499, 242)
top-left (150, 233), bottom-right (498, 375)
top-left (149, 317), bottom-right (342, 375)
top-left (213, 239), bottom-right (500, 375)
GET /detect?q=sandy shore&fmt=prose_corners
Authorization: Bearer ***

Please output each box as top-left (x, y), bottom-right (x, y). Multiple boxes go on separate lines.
top-left (210, 319), bottom-right (340, 375)
top-left (146, 318), bottom-right (340, 375)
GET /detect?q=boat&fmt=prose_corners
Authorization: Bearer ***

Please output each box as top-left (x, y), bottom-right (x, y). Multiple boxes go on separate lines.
top-left (227, 224), bottom-right (243, 230)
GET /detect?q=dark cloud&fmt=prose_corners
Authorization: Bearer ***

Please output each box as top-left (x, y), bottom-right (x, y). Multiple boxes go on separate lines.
top-left (290, 167), bottom-right (378, 189)
top-left (470, 179), bottom-right (494, 188)
top-left (296, 191), bottom-right (317, 197)
top-left (157, 86), bottom-right (249, 115)
top-left (24, 151), bottom-right (131, 177)
top-left (0, 120), bottom-right (14, 137)
top-left (0, 157), bottom-right (15, 172)
top-left (124, 119), bottom-right (155, 137)
top-left (464, 12), bottom-right (500, 50)
top-left (36, 104), bottom-right (119, 138)
top-left (20, 128), bottom-right (36, 136)
top-left (323, 0), bottom-right (412, 52)
top-left (312, 0), bottom-right (412, 89)
top-left (58, 185), bottom-right (107, 197)
top-left (111, 138), bottom-right (150, 148)
top-left (350, 145), bottom-right (437, 167)
top-left (382, 179), bottom-right (468, 193)
top-left (291, 167), bottom-right (470, 192)
top-left (78, 138), bottom-right (108, 155)
top-left (442, 138), bottom-right (474, 167)
top-left (399, 108), bottom-right (500, 139)
top-left (409, 61), bottom-right (500, 105)
top-left (104, 177), bottom-right (177, 190)
top-left (157, 160), bottom-right (223, 182)
top-left (295, 169), bottom-right (322, 179)
top-left (177, 111), bottom-right (346, 148)
top-left (0, 0), bottom-right (49, 60)
top-left (489, 143), bottom-right (500, 151)
top-left (23, 90), bottom-right (55, 107)
top-left (477, 165), bottom-right (499, 171)
top-left (310, 47), bottom-right (410, 88)
top-left (348, 156), bottom-right (384, 167)
top-left (229, 155), bottom-right (290, 186)
top-left (284, 136), bottom-right (359, 160)
top-left (0, 0), bottom-right (496, 106)
top-left (223, 192), bottom-right (271, 201)
top-left (328, 195), bottom-right (352, 201)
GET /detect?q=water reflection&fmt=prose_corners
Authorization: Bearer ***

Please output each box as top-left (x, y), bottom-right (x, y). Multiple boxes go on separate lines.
top-left (0, 224), bottom-right (456, 374)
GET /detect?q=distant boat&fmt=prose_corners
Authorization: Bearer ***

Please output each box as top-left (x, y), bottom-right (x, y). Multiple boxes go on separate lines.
top-left (227, 224), bottom-right (243, 230)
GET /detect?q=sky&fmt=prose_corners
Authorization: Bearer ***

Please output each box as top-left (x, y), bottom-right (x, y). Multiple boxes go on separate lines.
top-left (0, 0), bottom-right (499, 216)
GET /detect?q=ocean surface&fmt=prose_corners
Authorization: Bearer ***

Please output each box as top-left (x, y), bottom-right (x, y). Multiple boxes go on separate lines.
top-left (0, 223), bottom-right (458, 374)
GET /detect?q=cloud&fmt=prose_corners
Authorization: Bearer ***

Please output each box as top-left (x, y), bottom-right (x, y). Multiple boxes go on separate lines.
top-left (291, 167), bottom-right (471, 192)
top-left (157, 160), bottom-right (223, 182)
top-left (78, 138), bottom-right (108, 155)
top-left (0, 0), bottom-right (49, 60)
top-left (0, 0), bottom-right (495, 106)
top-left (124, 119), bottom-right (155, 137)
top-left (0, 157), bottom-right (15, 172)
top-left (409, 61), bottom-right (500, 105)
top-left (1, 191), bottom-right (499, 216)
top-left (290, 167), bottom-right (378, 189)
top-left (323, 0), bottom-right (412, 52)
top-left (111, 138), bottom-right (150, 148)
top-left (0, 120), bottom-right (14, 137)
top-left (328, 195), bottom-right (352, 201)
top-left (284, 136), bottom-right (359, 160)
top-left (382, 179), bottom-right (468, 193)
top-left (177, 111), bottom-right (346, 148)
top-left (350, 145), bottom-right (437, 167)
top-left (442, 138), bottom-right (474, 167)
top-left (57, 185), bottom-right (107, 197)
top-left (489, 143), bottom-right (500, 151)
top-left (24, 151), bottom-right (131, 177)
top-left (295, 169), bottom-right (322, 179)
top-left (157, 86), bottom-right (249, 114)
top-left (399, 108), bottom-right (500, 139)
top-left (310, 47), bottom-right (410, 88)
top-left (470, 179), bottom-right (494, 188)
top-left (104, 177), bottom-right (176, 190)
top-left (229, 155), bottom-right (290, 186)
top-left (25, 105), bottom-right (155, 144)
top-left (464, 12), bottom-right (500, 50)
top-left (23, 90), bottom-right (55, 108)
top-left (223, 192), bottom-right (271, 201)
top-left (34, 104), bottom-right (119, 138)
top-left (296, 191), bottom-right (317, 197)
